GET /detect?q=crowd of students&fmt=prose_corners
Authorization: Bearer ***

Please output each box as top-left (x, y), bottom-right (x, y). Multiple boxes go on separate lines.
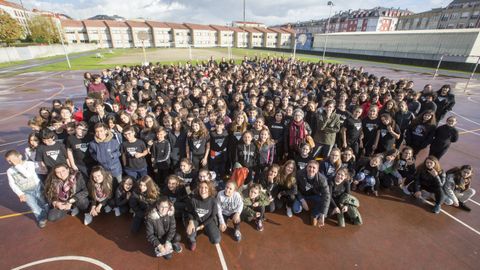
top-left (5, 56), bottom-right (476, 259)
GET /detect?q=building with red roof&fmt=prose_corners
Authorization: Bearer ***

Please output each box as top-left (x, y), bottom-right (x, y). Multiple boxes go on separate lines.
top-left (184, 23), bottom-right (217, 47)
top-left (146, 21), bottom-right (172, 48)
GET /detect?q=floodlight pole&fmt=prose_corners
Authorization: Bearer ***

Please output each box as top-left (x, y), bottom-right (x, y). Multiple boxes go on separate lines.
top-left (142, 40), bottom-right (147, 65)
top-left (432, 54), bottom-right (445, 80)
top-left (322, 1), bottom-right (334, 62)
top-left (189, 44), bottom-right (192, 61)
top-left (464, 56), bottom-right (480, 93)
top-left (55, 22), bottom-right (71, 69)
top-left (293, 21), bottom-right (299, 60)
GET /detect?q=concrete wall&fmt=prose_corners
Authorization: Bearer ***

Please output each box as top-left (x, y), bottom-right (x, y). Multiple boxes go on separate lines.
top-left (313, 29), bottom-right (480, 63)
top-left (0, 43), bottom-right (98, 63)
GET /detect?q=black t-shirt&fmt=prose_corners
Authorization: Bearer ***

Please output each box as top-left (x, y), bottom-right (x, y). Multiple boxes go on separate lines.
top-left (35, 142), bottom-right (68, 170)
top-left (344, 117), bottom-right (362, 143)
top-left (269, 121), bottom-right (286, 142)
top-left (121, 139), bottom-right (148, 169)
top-left (362, 117), bottom-right (379, 145)
top-left (66, 134), bottom-right (95, 167)
top-left (188, 134), bottom-right (210, 156)
top-left (295, 154), bottom-right (313, 171)
top-left (209, 130), bottom-right (228, 152)
top-left (55, 130), bottom-right (68, 145)
top-left (377, 123), bottom-right (400, 151)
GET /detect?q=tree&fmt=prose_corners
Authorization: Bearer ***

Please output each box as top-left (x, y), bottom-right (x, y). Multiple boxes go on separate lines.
top-left (0, 12), bottom-right (23, 45)
top-left (27, 15), bottom-right (60, 44)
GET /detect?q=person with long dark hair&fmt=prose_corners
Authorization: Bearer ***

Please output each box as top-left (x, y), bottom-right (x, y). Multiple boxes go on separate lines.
top-left (413, 156), bottom-right (446, 214)
top-left (44, 163), bottom-right (89, 222)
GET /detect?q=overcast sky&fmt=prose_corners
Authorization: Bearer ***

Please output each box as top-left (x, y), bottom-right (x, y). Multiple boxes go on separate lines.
top-left (21, 0), bottom-right (453, 25)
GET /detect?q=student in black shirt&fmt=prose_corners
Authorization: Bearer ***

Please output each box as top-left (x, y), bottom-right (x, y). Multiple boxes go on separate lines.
top-left (121, 126), bottom-right (148, 180)
top-left (185, 180), bottom-right (221, 251)
top-left (235, 131), bottom-right (259, 185)
top-left (429, 116), bottom-right (458, 160)
top-left (268, 111), bottom-right (287, 163)
top-left (66, 121), bottom-right (95, 179)
top-left (373, 114), bottom-right (400, 154)
top-left (405, 110), bottom-right (437, 156)
top-left (186, 118), bottom-right (210, 170)
top-left (168, 117), bottom-right (187, 170)
top-left (209, 119), bottom-right (228, 180)
top-left (151, 127), bottom-right (171, 187)
top-left (341, 106), bottom-right (363, 156)
top-left (362, 105), bottom-right (380, 157)
top-left (36, 129), bottom-right (69, 171)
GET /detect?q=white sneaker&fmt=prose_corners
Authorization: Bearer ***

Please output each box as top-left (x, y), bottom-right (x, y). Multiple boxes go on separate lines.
top-left (114, 207), bottom-right (121, 217)
top-left (104, 205), bottom-right (112, 213)
top-left (84, 213), bottom-right (93, 225)
top-left (286, 207), bottom-right (293, 218)
top-left (70, 207), bottom-right (79, 216)
top-left (402, 185), bottom-right (411, 195)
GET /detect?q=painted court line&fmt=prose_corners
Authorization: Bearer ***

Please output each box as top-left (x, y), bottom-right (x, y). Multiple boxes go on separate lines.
top-left (0, 211), bottom-right (32, 219)
top-left (215, 243), bottom-right (229, 270)
top-left (458, 128), bottom-right (480, 135)
top-left (451, 111), bottom-right (480, 127)
top-left (467, 96), bottom-right (480, 104)
top-left (12, 256), bottom-right (113, 270)
top-left (2, 71), bottom-right (64, 92)
top-left (468, 199), bottom-right (480, 207)
top-left (0, 139), bottom-right (27, 147)
top-left (455, 126), bottom-right (480, 136)
top-left (0, 82), bottom-right (65, 123)
top-left (424, 201), bottom-right (480, 236)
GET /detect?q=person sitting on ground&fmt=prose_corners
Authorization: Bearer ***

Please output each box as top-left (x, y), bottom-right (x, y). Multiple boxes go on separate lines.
top-left (146, 196), bottom-right (183, 260)
top-left (293, 160), bottom-right (331, 227)
top-left (5, 150), bottom-right (49, 228)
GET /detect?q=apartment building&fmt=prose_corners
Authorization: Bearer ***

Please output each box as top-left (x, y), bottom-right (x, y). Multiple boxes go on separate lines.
top-left (126, 20), bottom-right (153, 48)
top-left (232, 27), bottom-right (249, 48)
top-left (83, 20), bottom-right (111, 48)
top-left (0, 0), bottom-right (33, 35)
top-left (166, 22), bottom-right (191, 47)
top-left (104, 20), bottom-right (133, 48)
top-left (145, 21), bottom-right (172, 48)
top-left (286, 7), bottom-right (412, 35)
top-left (255, 27), bottom-right (277, 48)
top-left (397, 0), bottom-right (480, 30)
top-left (59, 18), bottom-right (295, 50)
top-left (184, 23), bottom-right (217, 47)
top-left (210, 25), bottom-right (235, 47)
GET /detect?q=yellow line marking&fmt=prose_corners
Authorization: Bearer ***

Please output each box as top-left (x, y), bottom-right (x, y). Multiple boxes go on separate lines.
top-left (0, 211), bottom-right (32, 219)
top-left (459, 128), bottom-right (480, 135)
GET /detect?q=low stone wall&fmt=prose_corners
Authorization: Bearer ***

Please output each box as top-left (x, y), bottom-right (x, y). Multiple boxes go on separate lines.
top-left (0, 43), bottom-right (99, 63)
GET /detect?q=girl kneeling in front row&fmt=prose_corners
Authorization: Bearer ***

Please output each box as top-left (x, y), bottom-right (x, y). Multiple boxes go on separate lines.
top-left (217, 181), bottom-right (244, 242)
top-left (146, 196), bottom-right (182, 260)
top-left (329, 168), bottom-right (362, 227)
top-left (45, 163), bottom-right (89, 222)
top-left (242, 184), bottom-right (270, 231)
top-left (185, 180), bottom-right (221, 251)
top-left (84, 166), bottom-right (114, 225)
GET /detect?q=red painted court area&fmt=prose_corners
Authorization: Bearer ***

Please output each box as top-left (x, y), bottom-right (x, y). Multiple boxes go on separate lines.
top-left (1, 67), bottom-right (480, 270)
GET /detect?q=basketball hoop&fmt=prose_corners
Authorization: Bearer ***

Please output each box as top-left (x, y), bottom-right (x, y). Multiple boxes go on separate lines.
top-left (298, 34), bottom-right (307, 46)
top-left (137, 31), bottom-right (149, 66)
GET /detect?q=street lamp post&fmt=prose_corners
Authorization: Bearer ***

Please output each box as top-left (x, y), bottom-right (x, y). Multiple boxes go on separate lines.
top-left (322, 1), bottom-right (334, 62)
top-left (293, 21), bottom-right (300, 59)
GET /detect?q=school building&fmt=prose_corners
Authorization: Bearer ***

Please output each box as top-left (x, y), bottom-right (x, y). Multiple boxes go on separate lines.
top-left (59, 19), bottom-right (295, 50)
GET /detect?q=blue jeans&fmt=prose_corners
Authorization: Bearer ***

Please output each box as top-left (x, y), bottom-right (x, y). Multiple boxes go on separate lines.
top-left (293, 194), bottom-right (323, 219)
top-left (124, 167), bottom-right (148, 180)
top-left (24, 185), bottom-right (49, 222)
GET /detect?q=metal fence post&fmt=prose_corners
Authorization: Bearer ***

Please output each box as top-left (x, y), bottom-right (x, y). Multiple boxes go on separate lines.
top-left (432, 54), bottom-right (444, 80)
top-left (464, 56), bottom-right (480, 94)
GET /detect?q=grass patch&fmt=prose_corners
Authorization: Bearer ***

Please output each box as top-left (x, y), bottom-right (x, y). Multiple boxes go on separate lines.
top-left (25, 47), bottom-right (341, 72)
top-left (0, 50), bottom-right (104, 69)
